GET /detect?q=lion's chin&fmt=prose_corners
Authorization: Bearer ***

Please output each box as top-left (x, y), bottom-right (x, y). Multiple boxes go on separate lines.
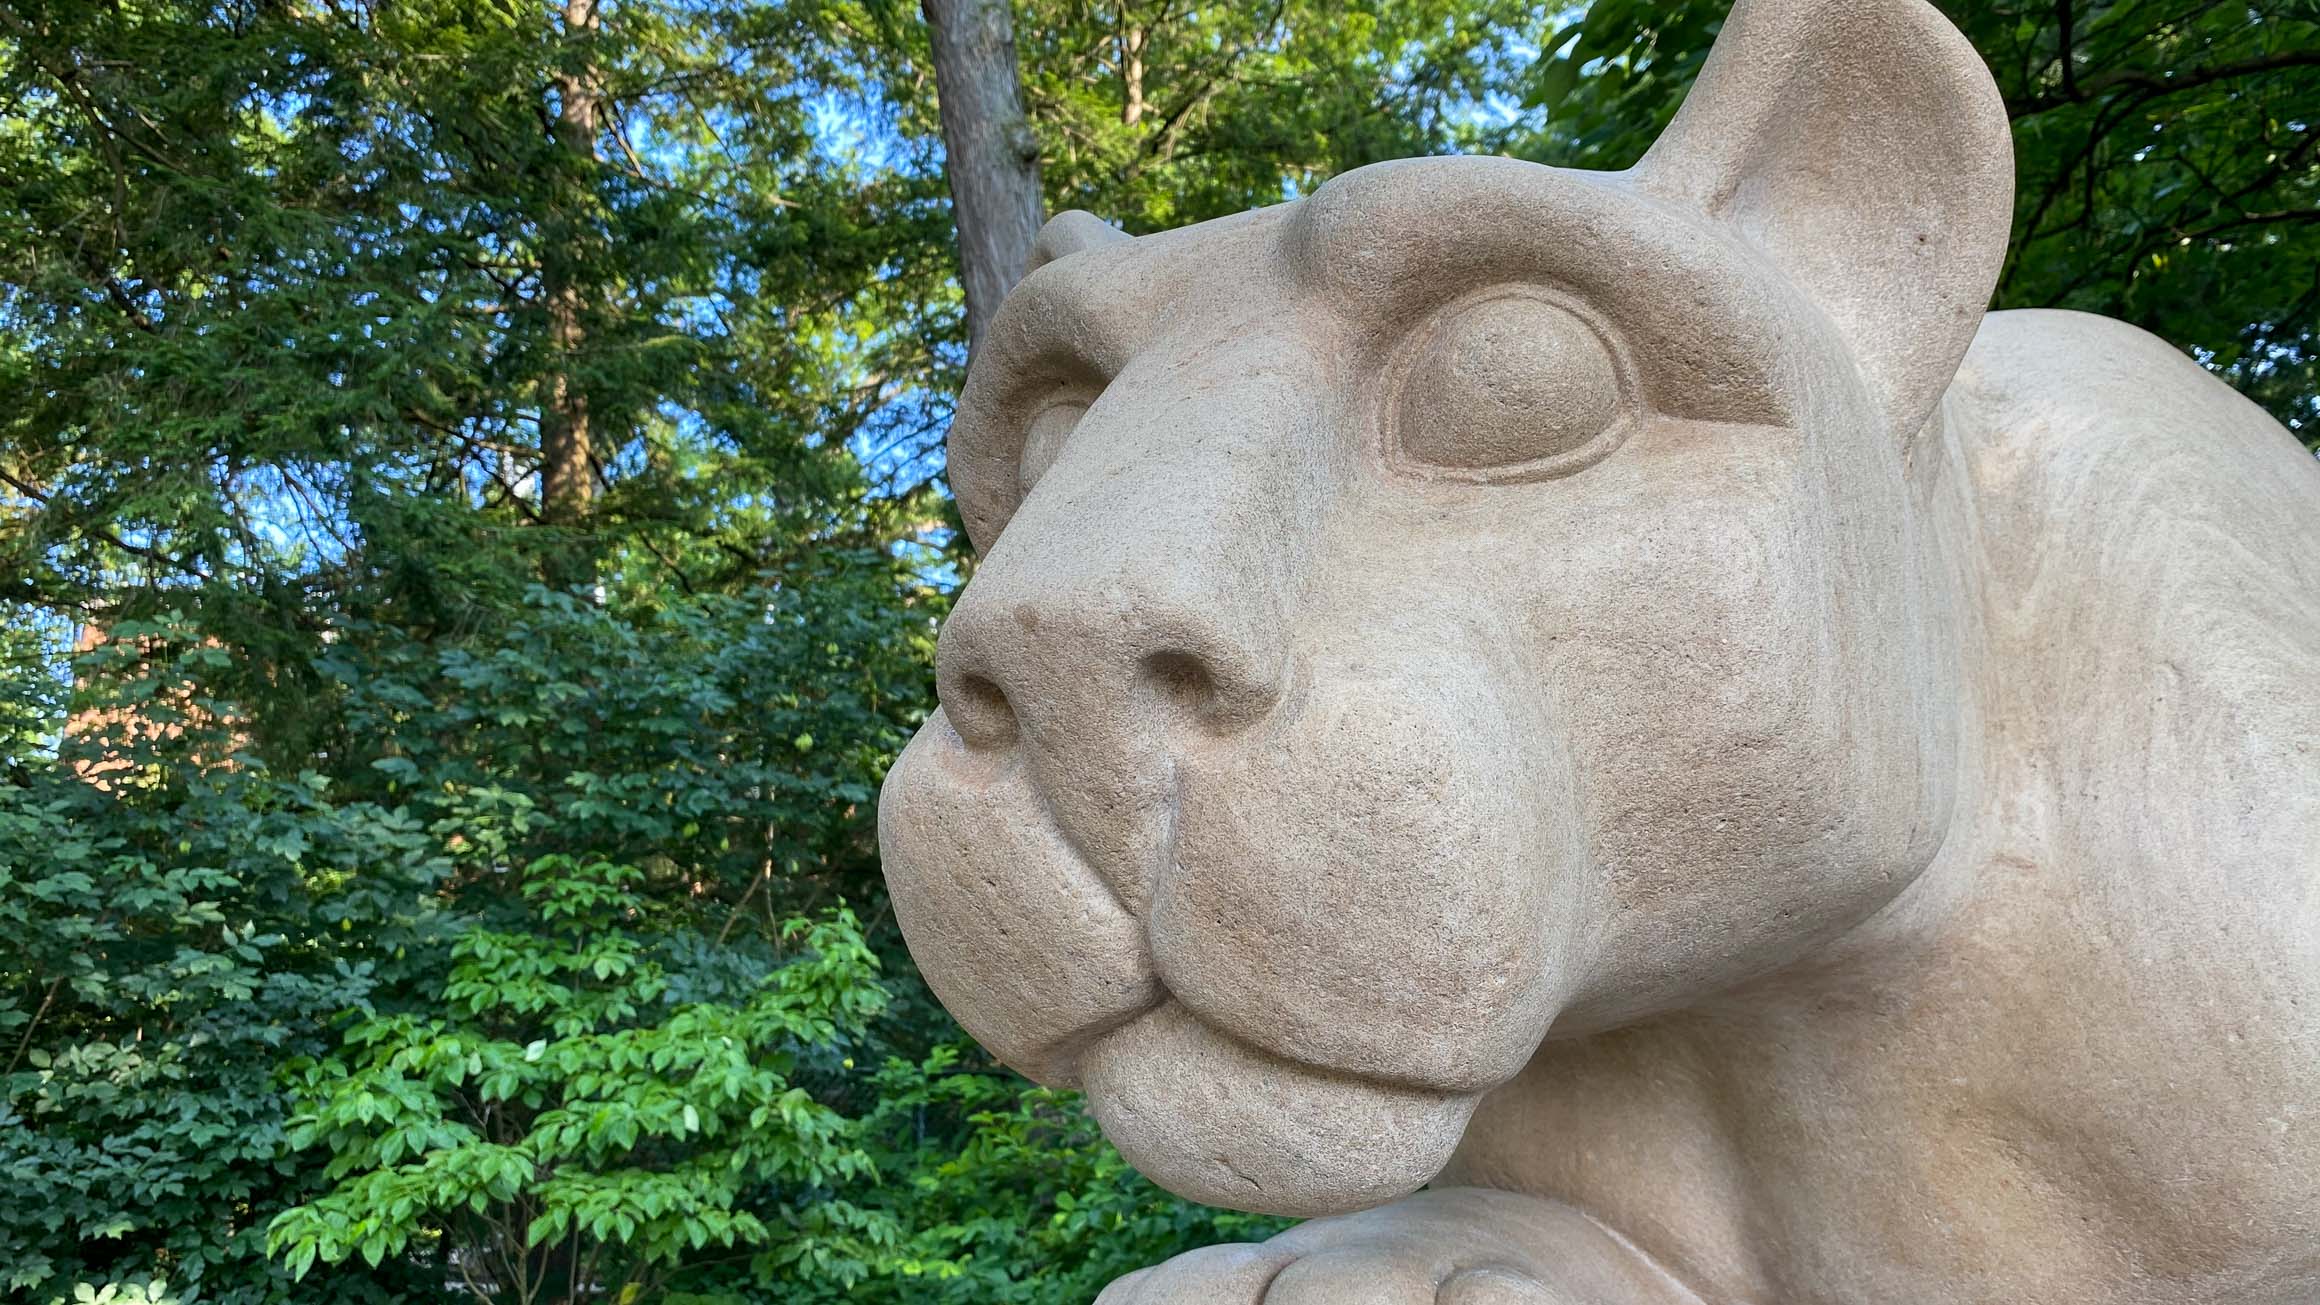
top-left (1080, 1000), bottom-right (1480, 1218)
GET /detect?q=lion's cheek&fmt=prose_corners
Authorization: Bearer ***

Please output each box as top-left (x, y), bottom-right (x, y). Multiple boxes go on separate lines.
top-left (1150, 663), bottom-right (1576, 1094)
top-left (879, 713), bottom-right (1162, 1087)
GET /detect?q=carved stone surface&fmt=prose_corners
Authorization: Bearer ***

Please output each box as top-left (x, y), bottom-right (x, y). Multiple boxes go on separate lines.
top-left (875, 0), bottom-right (2320, 1298)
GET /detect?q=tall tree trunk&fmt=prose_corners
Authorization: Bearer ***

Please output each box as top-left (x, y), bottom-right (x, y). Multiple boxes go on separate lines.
top-left (923, 0), bottom-right (1043, 363)
top-left (541, 0), bottom-right (600, 587)
top-left (1120, 15), bottom-right (1146, 126)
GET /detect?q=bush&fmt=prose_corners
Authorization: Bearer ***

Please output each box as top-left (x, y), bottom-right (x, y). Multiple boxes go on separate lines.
top-left (0, 624), bottom-right (444, 1303)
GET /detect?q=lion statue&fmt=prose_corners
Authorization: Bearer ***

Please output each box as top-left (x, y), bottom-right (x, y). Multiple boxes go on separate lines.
top-left (875, 0), bottom-right (2320, 1298)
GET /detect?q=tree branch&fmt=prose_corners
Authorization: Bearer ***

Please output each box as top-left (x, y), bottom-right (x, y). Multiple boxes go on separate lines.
top-left (2011, 47), bottom-right (2320, 117)
top-left (0, 467), bottom-right (212, 579)
top-left (2055, 0), bottom-right (2077, 100)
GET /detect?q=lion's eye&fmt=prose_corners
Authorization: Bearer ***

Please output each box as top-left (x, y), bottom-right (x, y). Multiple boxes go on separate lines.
top-left (1018, 396), bottom-right (1089, 496)
top-left (1391, 291), bottom-right (1628, 479)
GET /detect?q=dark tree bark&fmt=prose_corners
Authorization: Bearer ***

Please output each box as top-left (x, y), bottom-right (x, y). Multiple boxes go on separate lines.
top-left (540, 0), bottom-right (601, 587)
top-left (923, 0), bottom-right (1043, 362)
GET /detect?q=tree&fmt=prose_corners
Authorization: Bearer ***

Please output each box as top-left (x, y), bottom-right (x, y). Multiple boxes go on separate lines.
top-left (1962, 0), bottom-right (2319, 443)
top-left (7, 562), bottom-right (943, 1301)
top-left (924, 0), bottom-right (1045, 361)
top-left (1017, 0), bottom-right (1545, 231)
top-left (540, 0), bottom-right (606, 585)
top-left (0, 0), bottom-right (957, 637)
top-left (0, 1), bottom-right (961, 1298)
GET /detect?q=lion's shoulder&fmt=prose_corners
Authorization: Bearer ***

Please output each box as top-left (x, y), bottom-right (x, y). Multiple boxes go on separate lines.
top-left (1953, 309), bottom-right (2320, 529)
top-left (1947, 307), bottom-right (2319, 897)
top-left (1948, 308), bottom-right (2320, 669)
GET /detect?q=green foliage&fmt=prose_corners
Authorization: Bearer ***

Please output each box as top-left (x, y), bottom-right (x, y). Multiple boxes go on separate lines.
top-left (0, 604), bottom-right (65, 760)
top-left (1957, 0), bottom-right (2320, 441)
top-left (1010, 0), bottom-right (1545, 230)
top-left (785, 1041), bottom-right (1290, 1303)
top-left (50, 1277), bottom-right (182, 1305)
top-left (267, 567), bottom-right (936, 1295)
top-left (317, 568), bottom-right (933, 915)
top-left (0, 0), bottom-right (952, 624)
top-left (268, 858), bottom-right (888, 1299)
top-left (0, 626), bottom-right (444, 1304)
top-left (0, 564), bottom-right (950, 1302)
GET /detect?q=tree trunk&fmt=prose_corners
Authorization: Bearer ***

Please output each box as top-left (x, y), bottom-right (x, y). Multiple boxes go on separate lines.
top-left (1121, 16), bottom-right (1146, 126)
top-left (923, 0), bottom-right (1043, 363)
top-left (541, 0), bottom-right (600, 586)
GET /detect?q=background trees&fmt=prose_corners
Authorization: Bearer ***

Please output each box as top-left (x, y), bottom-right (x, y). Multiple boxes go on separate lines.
top-left (0, 1), bottom-right (2310, 1301)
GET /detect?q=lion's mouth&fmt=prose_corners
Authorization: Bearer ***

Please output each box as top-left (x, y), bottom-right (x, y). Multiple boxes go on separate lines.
top-left (886, 653), bottom-right (1568, 1112)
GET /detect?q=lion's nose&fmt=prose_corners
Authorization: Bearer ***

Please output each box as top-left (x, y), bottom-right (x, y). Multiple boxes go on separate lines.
top-left (934, 578), bottom-right (1286, 755)
top-left (930, 539), bottom-right (1293, 913)
top-left (926, 329), bottom-right (1334, 906)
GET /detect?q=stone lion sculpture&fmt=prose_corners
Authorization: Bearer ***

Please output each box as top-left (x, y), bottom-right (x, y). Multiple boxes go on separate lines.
top-left (876, 0), bottom-right (2320, 1297)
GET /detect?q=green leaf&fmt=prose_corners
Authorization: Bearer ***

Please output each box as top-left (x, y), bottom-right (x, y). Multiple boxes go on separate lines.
top-left (1527, 55), bottom-right (1580, 111)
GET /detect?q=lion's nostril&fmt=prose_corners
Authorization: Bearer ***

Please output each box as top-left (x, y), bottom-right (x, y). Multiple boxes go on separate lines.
top-left (945, 673), bottom-right (1019, 750)
top-left (1141, 650), bottom-right (1222, 726)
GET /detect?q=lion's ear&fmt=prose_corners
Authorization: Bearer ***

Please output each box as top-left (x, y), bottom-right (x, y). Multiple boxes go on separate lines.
top-left (1026, 210), bottom-right (1131, 275)
top-left (1632, 0), bottom-right (2013, 441)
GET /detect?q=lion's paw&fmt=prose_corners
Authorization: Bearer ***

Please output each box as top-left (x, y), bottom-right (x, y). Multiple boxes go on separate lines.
top-left (1090, 1189), bottom-right (1698, 1305)
top-left (1095, 1243), bottom-right (1567, 1304)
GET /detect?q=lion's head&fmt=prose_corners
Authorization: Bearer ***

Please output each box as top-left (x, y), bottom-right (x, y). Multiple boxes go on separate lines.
top-left (879, 0), bottom-right (2013, 1217)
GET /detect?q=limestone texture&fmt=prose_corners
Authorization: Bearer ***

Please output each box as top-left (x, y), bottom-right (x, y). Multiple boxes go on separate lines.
top-left (875, 0), bottom-right (2320, 1298)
